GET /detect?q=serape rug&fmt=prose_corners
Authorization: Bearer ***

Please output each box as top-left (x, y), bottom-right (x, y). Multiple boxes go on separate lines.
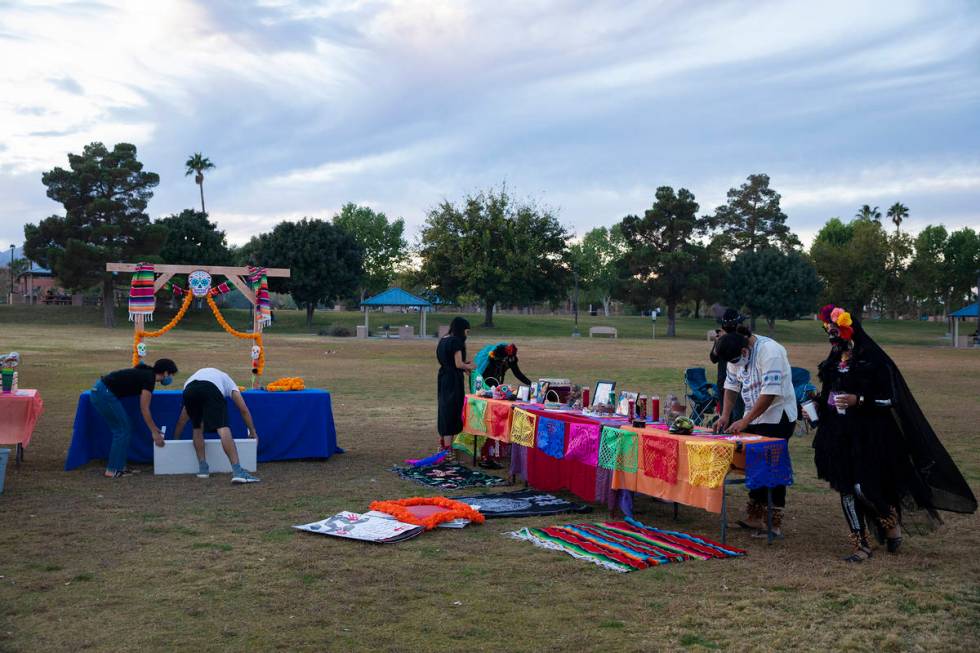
top-left (508, 519), bottom-right (746, 572)
top-left (391, 462), bottom-right (507, 490)
top-left (452, 489), bottom-right (591, 518)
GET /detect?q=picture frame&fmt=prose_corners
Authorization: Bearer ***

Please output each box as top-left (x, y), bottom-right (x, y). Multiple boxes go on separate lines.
top-left (592, 380), bottom-right (617, 407)
top-left (616, 391), bottom-right (639, 416)
top-left (517, 385), bottom-right (531, 402)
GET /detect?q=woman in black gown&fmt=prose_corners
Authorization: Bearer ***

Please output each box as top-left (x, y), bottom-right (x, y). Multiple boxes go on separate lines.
top-left (436, 317), bottom-right (474, 451)
top-left (813, 305), bottom-right (976, 562)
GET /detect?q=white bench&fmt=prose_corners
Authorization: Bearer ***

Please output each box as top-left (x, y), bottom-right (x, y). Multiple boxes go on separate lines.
top-left (589, 326), bottom-right (617, 338)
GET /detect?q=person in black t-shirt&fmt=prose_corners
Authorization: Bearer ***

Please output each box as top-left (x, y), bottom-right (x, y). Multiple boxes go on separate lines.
top-left (90, 358), bottom-right (178, 478)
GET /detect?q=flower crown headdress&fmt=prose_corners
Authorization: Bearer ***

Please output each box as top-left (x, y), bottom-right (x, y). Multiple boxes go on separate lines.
top-left (819, 304), bottom-right (853, 340)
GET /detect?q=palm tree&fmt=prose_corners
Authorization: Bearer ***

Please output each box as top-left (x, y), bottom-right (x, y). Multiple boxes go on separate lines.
top-left (855, 204), bottom-right (882, 222)
top-left (887, 202), bottom-right (909, 234)
top-left (184, 153), bottom-right (216, 214)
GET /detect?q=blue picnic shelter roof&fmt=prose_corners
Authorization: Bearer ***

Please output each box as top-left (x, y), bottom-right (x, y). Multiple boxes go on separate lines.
top-left (361, 287), bottom-right (431, 307)
top-left (950, 302), bottom-right (978, 318)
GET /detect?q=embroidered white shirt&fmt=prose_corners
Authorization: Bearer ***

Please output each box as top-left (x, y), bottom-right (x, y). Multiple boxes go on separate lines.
top-left (724, 335), bottom-right (798, 425)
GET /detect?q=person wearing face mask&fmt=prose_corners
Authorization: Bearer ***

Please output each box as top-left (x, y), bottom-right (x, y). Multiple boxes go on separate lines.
top-left (90, 358), bottom-right (178, 478)
top-left (437, 317), bottom-right (476, 452)
top-left (714, 330), bottom-right (797, 537)
top-left (813, 305), bottom-right (976, 562)
top-left (709, 309), bottom-right (747, 420)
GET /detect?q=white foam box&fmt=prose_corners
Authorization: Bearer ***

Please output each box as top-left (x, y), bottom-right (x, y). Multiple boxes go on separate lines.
top-left (153, 439), bottom-right (257, 475)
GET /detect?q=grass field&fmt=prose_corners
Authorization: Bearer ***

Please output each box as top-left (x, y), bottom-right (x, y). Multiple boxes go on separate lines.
top-left (0, 313), bottom-right (977, 652)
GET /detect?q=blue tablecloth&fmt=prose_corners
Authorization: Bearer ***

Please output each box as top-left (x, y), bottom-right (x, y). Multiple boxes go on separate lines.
top-left (65, 389), bottom-right (342, 470)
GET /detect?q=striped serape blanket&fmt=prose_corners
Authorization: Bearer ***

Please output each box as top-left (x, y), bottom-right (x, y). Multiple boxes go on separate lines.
top-left (508, 518), bottom-right (745, 572)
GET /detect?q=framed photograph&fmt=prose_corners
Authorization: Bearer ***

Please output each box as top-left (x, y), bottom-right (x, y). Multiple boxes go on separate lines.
top-left (517, 385), bottom-right (531, 402)
top-left (592, 380), bottom-right (616, 407)
top-left (616, 391), bottom-right (638, 416)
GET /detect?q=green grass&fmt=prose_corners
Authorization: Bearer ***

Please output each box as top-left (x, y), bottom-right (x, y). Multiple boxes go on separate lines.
top-left (0, 303), bottom-right (953, 346)
top-left (0, 323), bottom-right (976, 652)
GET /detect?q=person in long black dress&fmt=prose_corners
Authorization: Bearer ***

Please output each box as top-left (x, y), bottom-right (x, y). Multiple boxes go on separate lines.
top-left (436, 317), bottom-right (474, 451)
top-left (813, 304), bottom-right (976, 562)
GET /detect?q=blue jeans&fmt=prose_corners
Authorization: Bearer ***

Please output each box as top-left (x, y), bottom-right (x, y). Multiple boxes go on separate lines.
top-left (90, 380), bottom-right (133, 472)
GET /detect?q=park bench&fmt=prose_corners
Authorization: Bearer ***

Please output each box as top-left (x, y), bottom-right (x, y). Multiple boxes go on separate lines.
top-left (589, 326), bottom-right (617, 338)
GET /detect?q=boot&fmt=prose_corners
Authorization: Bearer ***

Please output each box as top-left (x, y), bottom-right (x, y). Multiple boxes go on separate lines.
top-left (737, 500), bottom-right (766, 530)
top-left (751, 506), bottom-right (785, 539)
top-left (878, 507), bottom-right (902, 553)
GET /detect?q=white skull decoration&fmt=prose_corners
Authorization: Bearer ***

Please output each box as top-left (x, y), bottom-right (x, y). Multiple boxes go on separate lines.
top-left (251, 345), bottom-right (261, 361)
top-left (188, 270), bottom-right (212, 297)
top-left (137, 342), bottom-right (147, 358)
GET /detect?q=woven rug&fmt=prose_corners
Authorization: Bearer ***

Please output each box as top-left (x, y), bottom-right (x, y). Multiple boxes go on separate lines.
top-left (508, 519), bottom-right (746, 572)
top-left (391, 462), bottom-right (507, 489)
top-left (452, 490), bottom-right (591, 518)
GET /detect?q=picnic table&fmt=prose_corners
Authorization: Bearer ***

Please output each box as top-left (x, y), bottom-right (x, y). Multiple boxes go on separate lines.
top-left (0, 389), bottom-right (45, 464)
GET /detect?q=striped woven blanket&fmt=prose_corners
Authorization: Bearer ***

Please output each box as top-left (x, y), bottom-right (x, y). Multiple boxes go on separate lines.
top-left (509, 519), bottom-right (745, 572)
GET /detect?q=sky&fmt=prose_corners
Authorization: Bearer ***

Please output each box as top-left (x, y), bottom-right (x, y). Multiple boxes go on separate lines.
top-left (1, 0), bottom-right (979, 251)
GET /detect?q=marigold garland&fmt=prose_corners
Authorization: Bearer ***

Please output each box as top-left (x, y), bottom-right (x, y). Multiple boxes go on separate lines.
top-left (132, 291), bottom-right (195, 365)
top-left (369, 497), bottom-right (485, 531)
top-left (206, 295), bottom-right (265, 375)
top-left (266, 376), bottom-right (305, 391)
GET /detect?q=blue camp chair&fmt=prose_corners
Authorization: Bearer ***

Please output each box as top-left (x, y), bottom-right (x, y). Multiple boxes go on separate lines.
top-left (684, 367), bottom-right (717, 426)
top-left (791, 367), bottom-right (817, 433)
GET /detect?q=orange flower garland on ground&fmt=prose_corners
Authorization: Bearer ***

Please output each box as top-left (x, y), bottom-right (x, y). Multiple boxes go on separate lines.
top-left (266, 377), bottom-right (305, 391)
top-left (368, 497), bottom-right (485, 530)
top-left (206, 295), bottom-right (265, 375)
top-left (132, 291), bottom-right (195, 365)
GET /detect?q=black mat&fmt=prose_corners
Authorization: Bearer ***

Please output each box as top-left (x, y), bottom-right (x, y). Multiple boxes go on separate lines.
top-left (451, 489), bottom-right (592, 518)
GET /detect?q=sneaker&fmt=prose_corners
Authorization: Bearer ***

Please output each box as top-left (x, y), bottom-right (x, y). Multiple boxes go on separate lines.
top-left (196, 462), bottom-right (210, 479)
top-left (104, 469), bottom-right (134, 478)
top-left (231, 469), bottom-right (260, 484)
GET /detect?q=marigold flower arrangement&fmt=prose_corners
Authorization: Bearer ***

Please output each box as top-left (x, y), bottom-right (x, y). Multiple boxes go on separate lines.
top-left (368, 497), bottom-right (485, 530)
top-left (266, 377), bottom-right (305, 391)
top-left (206, 295), bottom-right (265, 374)
top-left (819, 304), bottom-right (854, 340)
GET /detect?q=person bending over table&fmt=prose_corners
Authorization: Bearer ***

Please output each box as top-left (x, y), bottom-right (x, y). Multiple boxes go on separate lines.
top-left (90, 358), bottom-right (178, 478)
top-left (436, 318), bottom-right (475, 454)
top-left (173, 367), bottom-right (260, 484)
top-left (714, 331), bottom-right (797, 538)
top-left (813, 305), bottom-right (976, 562)
top-left (472, 343), bottom-right (532, 469)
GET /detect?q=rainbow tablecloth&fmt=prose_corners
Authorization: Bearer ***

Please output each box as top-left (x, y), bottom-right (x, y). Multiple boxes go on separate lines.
top-left (459, 394), bottom-right (792, 513)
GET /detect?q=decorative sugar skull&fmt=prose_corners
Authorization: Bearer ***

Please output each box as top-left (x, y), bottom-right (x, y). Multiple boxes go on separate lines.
top-left (137, 342), bottom-right (147, 358)
top-left (188, 270), bottom-right (212, 297)
top-left (251, 345), bottom-right (261, 361)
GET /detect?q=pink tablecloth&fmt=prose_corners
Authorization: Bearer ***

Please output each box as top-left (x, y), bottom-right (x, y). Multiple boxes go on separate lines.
top-left (0, 389), bottom-right (44, 447)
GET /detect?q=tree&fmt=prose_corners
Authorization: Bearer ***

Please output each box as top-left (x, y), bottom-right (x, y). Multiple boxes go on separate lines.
top-left (419, 188), bottom-right (569, 328)
top-left (887, 202), bottom-right (909, 234)
top-left (244, 218), bottom-right (363, 327)
top-left (726, 248), bottom-right (823, 331)
top-left (184, 153), bottom-right (215, 214)
top-left (158, 209), bottom-right (232, 265)
top-left (568, 225), bottom-right (627, 316)
top-left (943, 228), bottom-right (980, 310)
top-left (906, 225), bottom-right (948, 314)
top-left (685, 236), bottom-right (728, 319)
top-left (619, 186), bottom-right (705, 336)
top-left (709, 173), bottom-right (800, 253)
top-left (855, 204), bottom-right (882, 223)
top-left (23, 142), bottom-right (163, 327)
top-left (333, 203), bottom-right (408, 302)
top-left (809, 217), bottom-right (889, 317)
top-left (881, 230), bottom-right (913, 318)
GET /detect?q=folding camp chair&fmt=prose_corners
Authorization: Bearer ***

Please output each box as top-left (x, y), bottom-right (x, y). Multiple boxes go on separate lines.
top-left (791, 367), bottom-right (817, 434)
top-left (684, 367), bottom-right (717, 426)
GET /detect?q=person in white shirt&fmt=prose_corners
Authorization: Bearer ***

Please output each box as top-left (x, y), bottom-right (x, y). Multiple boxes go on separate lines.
top-left (173, 368), bottom-right (260, 483)
top-left (714, 331), bottom-right (797, 537)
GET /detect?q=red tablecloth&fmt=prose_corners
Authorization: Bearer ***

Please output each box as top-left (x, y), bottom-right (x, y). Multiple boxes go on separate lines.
top-left (0, 389), bottom-right (44, 447)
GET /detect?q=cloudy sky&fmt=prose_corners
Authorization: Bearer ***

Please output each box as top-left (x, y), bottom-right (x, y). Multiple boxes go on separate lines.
top-left (1, 0), bottom-right (978, 251)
